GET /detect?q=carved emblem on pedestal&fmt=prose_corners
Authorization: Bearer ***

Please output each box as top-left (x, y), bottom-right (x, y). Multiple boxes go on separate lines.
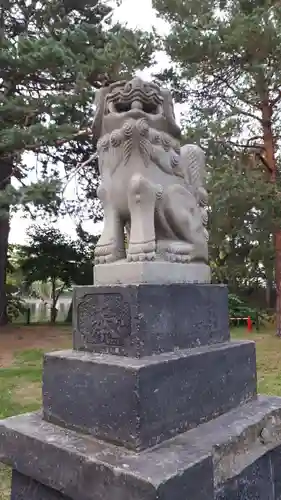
top-left (77, 293), bottom-right (131, 347)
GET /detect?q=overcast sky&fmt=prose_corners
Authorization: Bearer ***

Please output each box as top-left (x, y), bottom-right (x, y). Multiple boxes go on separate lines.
top-left (9, 0), bottom-right (170, 244)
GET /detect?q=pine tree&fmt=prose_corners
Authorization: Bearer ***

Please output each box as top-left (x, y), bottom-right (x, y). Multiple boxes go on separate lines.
top-left (0, 0), bottom-right (155, 325)
top-left (154, 0), bottom-right (281, 331)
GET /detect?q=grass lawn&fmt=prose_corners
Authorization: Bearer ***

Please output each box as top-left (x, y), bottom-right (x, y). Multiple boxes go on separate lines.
top-left (0, 325), bottom-right (72, 500)
top-left (231, 328), bottom-right (281, 395)
top-left (0, 325), bottom-right (281, 499)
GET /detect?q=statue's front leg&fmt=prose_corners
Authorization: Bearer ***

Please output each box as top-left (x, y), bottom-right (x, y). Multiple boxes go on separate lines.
top-left (95, 183), bottom-right (125, 264)
top-left (127, 174), bottom-right (157, 261)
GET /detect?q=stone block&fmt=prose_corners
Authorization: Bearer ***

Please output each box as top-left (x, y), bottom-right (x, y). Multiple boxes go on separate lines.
top-left (94, 260), bottom-right (211, 285)
top-left (0, 413), bottom-right (214, 500)
top-left (73, 283), bottom-right (229, 357)
top-left (172, 395), bottom-right (281, 491)
top-left (11, 470), bottom-right (70, 500)
top-left (42, 340), bottom-right (256, 450)
top-left (269, 445), bottom-right (281, 499)
top-left (2, 397), bottom-right (281, 500)
top-left (215, 455), bottom-right (273, 500)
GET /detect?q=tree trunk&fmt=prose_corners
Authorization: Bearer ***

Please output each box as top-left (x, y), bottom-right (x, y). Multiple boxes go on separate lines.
top-left (0, 7), bottom-right (13, 328)
top-left (50, 280), bottom-right (57, 324)
top-left (275, 232), bottom-right (281, 334)
top-left (50, 306), bottom-right (57, 324)
top-left (0, 216), bottom-right (9, 326)
top-left (265, 278), bottom-right (274, 309)
top-left (0, 158), bottom-right (12, 327)
top-left (261, 99), bottom-right (281, 335)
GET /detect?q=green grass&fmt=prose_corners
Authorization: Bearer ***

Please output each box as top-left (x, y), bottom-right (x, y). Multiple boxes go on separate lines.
top-left (1, 328), bottom-right (281, 499)
top-left (0, 349), bottom-right (43, 418)
top-left (0, 348), bottom-right (44, 500)
top-left (0, 467), bottom-right (11, 500)
top-left (232, 327), bottom-right (281, 395)
top-left (13, 348), bottom-right (44, 366)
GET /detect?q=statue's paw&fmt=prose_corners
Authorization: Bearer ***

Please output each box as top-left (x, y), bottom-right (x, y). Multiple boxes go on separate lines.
top-left (166, 253), bottom-right (192, 263)
top-left (165, 242), bottom-right (193, 263)
top-left (165, 241), bottom-right (208, 264)
top-left (127, 240), bottom-right (156, 262)
top-left (127, 251), bottom-right (156, 262)
top-left (95, 244), bottom-right (125, 265)
top-left (95, 254), bottom-right (122, 265)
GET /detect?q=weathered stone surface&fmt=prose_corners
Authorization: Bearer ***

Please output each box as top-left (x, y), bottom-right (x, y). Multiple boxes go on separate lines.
top-left (8, 438), bottom-right (281, 500)
top-left (215, 454), bottom-right (273, 500)
top-left (0, 413), bottom-right (214, 500)
top-left (172, 395), bottom-right (281, 491)
top-left (11, 463), bottom-right (213, 500)
top-left (2, 397), bottom-right (281, 500)
top-left (93, 77), bottom-right (209, 274)
top-left (73, 283), bottom-right (229, 356)
top-left (215, 445), bottom-right (281, 499)
top-left (43, 341), bottom-right (256, 450)
top-left (94, 261), bottom-right (211, 286)
top-left (269, 445), bottom-right (281, 499)
top-left (215, 446), bottom-right (281, 499)
top-left (11, 470), bottom-right (70, 500)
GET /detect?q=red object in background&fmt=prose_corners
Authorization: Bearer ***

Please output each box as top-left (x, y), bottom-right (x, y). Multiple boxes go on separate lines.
top-left (247, 316), bottom-right (253, 332)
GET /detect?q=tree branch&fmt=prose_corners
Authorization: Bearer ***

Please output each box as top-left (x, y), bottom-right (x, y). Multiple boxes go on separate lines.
top-left (55, 284), bottom-right (65, 304)
top-left (215, 74), bottom-right (261, 110)
top-left (217, 139), bottom-right (265, 151)
top-left (215, 95), bottom-right (263, 123)
top-left (0, 127), bottom-right (92, 159)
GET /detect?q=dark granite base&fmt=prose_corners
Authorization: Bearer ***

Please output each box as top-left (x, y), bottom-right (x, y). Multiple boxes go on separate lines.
top-left (2, 397), bottom-right (281, 500)
top-left (8, 461), bottom-right (213, 500)
top-left (271, 445), bottom-right (281, 499)
top-left (11, 470), bottom-right (70, 500)
top-left (215, 450), bottom-right (280, 499)
top-left (73, 284), bottom-right (229, 357)
top-left (8, 446), bottom-right (281, 500)
top-left (215, 455), bottom-right (272, 499)
top-left (1, 415), bottom-right (214, 500)
top-left (42, 340), bottom-right (256, 450)
top-left (3, 281), bottom-right (280, 500)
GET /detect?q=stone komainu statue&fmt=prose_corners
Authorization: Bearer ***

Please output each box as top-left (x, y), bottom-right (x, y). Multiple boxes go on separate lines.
top-left (92, 77), bottom-right (208, 265)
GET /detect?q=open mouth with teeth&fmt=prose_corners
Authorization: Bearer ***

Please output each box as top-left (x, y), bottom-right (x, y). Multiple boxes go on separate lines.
top-left (114, 99), bottom-right (161, 114)
top-left (106, 83), bottom-right (164, 116)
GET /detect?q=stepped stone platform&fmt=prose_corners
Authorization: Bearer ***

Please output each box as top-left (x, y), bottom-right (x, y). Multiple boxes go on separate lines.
top-left (1, 283), bottom-right (281, 499)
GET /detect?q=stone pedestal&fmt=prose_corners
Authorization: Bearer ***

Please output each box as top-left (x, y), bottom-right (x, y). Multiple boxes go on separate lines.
top-left (1, 283), bottom-right (281, 499)
top-left (94, 261), bottom-right (211, 285)
top-left (72, 284), bottom-right (229, 356)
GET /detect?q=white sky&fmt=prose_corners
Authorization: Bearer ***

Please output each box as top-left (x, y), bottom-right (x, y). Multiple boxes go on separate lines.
top-left (9, 0), bottom-right (173, 244)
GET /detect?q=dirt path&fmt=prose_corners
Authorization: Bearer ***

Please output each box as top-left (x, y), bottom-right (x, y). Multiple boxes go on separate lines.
top-left (0, 325), bottom-right (72, 368)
